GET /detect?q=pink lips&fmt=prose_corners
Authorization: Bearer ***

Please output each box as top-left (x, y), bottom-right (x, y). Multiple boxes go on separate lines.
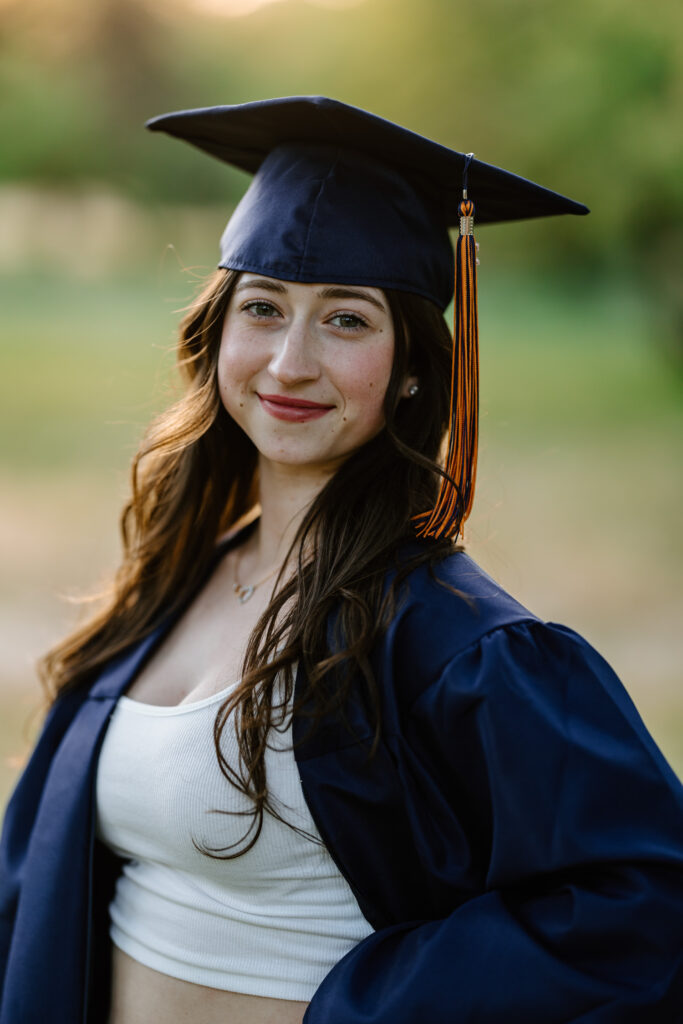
top-left (257, 393), bottom-right (334, 423)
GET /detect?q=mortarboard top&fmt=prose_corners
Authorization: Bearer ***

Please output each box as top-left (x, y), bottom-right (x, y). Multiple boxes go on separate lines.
top-left (146, 95), bottom-right (588, 311)
top-left (146, 95), bottom-right (590, 542)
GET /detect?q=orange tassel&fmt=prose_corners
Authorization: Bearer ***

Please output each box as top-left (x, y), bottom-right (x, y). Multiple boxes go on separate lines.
top-left (414, 159), bottom-right (479, 542)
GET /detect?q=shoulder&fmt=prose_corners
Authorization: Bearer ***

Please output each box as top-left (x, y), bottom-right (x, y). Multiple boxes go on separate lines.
top-left (378, 548), bottom-right (635, 727)
top-left (379, 551), bottom-right (683, 807)
top-left (390, 547), bottom-right (538, 641)
top-left (378, 548), bottom-right (537, 703)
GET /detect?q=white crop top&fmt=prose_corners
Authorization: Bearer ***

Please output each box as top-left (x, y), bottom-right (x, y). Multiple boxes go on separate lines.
top-left (95, 675), bottom-right (373, 1001)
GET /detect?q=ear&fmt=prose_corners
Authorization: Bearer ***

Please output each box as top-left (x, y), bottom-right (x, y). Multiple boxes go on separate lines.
top-left (399, 374), bottom-right (419, 399)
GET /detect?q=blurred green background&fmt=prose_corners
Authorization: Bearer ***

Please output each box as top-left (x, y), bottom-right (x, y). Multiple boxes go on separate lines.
top-left (1, 0), bottom-right (682, 808)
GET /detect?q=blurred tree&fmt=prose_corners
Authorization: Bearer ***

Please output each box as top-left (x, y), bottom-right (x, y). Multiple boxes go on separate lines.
top-left (0, 0), bottom-right (680, 355)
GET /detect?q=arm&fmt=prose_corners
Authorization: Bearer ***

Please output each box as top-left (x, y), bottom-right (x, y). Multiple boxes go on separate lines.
top-left (305, 621), bottom-right (683, 1022)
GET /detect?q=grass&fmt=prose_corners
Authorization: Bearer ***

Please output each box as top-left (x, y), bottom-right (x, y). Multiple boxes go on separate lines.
top-left (0, 272), bottom-right (183, 468)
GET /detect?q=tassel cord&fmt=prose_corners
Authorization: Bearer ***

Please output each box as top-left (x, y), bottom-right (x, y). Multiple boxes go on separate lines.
top-left (414, 195), bottom-right (479, 541)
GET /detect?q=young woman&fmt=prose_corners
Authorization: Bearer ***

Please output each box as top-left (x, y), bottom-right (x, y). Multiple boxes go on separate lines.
top-left (1, 97), bottom-right (682, 1024)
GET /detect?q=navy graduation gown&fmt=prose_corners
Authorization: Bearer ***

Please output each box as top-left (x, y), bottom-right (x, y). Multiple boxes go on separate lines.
top-left (1, 542), bottom-right (682, 1023)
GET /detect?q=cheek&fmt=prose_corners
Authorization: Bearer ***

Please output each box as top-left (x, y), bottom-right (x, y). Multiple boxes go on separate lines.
top-left (217, 335), bottom-right (259, 409)
top-left (339, 343), bottom-right (394, 426)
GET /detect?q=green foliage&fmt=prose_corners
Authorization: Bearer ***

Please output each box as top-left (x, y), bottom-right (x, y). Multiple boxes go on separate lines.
top-left (2, 0), bottom-right (680, 210)
top-left (0, 0), bottom-right (680, 350)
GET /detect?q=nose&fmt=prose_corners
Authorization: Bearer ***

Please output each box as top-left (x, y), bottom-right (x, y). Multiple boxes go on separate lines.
top-left (268, 319), bottom-right (320, 385)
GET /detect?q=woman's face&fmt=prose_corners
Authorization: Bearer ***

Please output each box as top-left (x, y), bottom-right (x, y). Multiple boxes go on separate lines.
top-left (218, 273), bottom-right (414, 475)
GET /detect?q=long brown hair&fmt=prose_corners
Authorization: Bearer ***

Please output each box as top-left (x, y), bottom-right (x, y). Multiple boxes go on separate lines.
top-left (39, 268), bottom-right (458, 856)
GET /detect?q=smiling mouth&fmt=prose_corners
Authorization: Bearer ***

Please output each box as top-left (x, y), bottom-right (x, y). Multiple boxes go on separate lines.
top-left (257, 393), bottom-right (334, 422)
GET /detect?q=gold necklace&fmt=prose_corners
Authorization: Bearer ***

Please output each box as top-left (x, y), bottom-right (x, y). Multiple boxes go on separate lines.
top-left (233, 555), bottom-right (280, 604)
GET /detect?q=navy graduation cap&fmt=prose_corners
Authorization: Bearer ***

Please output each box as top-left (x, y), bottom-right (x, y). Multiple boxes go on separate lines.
top-left (146, 95), bottom-right (589, 540)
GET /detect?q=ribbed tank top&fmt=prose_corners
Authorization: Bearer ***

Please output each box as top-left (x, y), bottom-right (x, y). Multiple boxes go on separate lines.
top-left (95, 675), bottom-right (374, 1000)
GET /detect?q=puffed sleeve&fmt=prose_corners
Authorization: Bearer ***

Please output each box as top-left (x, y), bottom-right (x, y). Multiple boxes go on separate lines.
top-left (304, 621), bottom-right (683, 1023)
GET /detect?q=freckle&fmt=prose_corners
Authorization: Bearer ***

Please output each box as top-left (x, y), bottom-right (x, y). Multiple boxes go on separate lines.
top-left (342, 416), bottom-right (347, 422)
top-left (369, 382), bottom-right (373, 388)
top-left (239, 402), bottom-right (244, 407)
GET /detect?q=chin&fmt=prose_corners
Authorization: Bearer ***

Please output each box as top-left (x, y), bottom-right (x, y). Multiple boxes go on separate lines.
top-left (262, 451), bottom-right (343, 471)
top-left (254, 440), bottom-right (353, 473)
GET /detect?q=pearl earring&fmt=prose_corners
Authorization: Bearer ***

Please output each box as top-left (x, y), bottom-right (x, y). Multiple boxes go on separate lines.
top-left (408, 383), bottom-right (419, 397)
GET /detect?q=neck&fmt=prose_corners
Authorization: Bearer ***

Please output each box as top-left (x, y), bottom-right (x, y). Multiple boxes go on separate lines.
top-left (250, 457), bottom-right (335, 570)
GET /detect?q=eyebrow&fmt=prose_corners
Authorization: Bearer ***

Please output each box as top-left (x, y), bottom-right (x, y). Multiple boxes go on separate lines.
top-left (318, 286), bottom-right (386, 314)
top-left (235, 278), bottom-right (386, 313)
top-left (235, 278), bottom-right (287, 295)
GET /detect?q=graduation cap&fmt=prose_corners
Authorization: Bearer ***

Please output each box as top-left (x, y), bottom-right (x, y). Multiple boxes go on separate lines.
top-left (146, 96), bottom-right (589, 542)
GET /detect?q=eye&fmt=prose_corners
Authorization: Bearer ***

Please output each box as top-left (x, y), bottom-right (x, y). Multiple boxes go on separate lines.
top-left (242, 300), bottom-right (281, 319)
top-left (328, 312), bottom-right (369, 332)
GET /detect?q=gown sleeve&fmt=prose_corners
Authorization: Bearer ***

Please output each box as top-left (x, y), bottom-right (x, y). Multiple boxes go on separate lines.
top-left (0, 688), bottom-right (85, 994)
top-left (303, 620), bottom-right (683, 1023)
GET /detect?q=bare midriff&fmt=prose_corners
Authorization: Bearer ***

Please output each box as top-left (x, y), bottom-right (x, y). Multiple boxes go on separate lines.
top-left (107, 946), bottom-right (310, 1024)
